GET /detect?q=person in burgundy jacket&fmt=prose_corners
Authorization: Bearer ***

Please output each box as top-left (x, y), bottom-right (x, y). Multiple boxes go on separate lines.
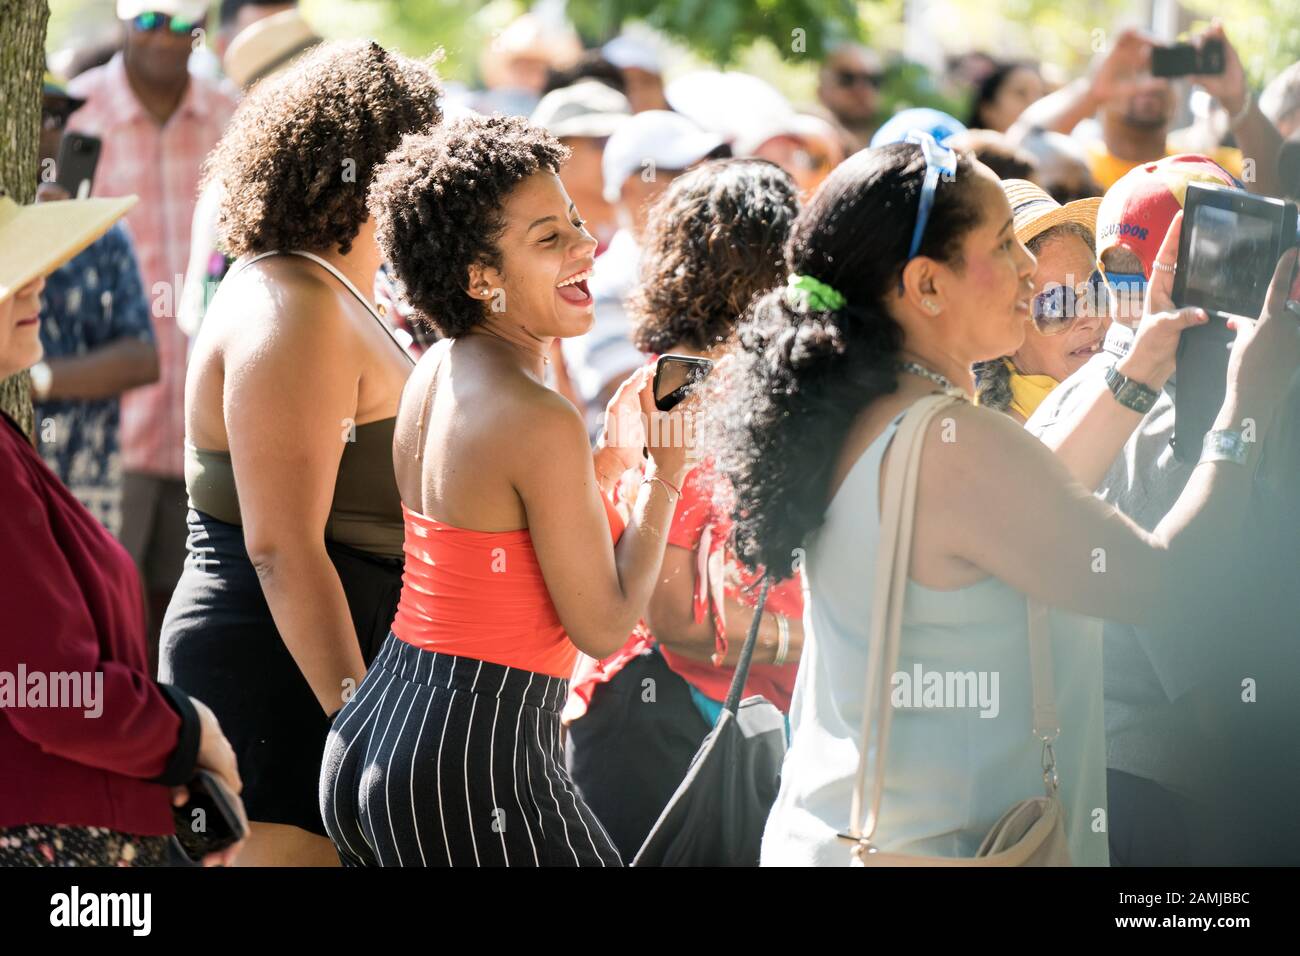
top-left (0, 193), bottom-right (245, 866)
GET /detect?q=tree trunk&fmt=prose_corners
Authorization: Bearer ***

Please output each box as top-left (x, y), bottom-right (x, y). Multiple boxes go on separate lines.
top-left (0, 0), bottom-right (50, 441)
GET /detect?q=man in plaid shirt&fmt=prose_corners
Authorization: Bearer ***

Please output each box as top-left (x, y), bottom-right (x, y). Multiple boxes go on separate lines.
top-left (67, 0), bottom-right (237, 661)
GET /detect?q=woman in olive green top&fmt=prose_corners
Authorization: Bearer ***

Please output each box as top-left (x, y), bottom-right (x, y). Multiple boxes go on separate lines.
top-left (158, 41), bottom-right (443, 867)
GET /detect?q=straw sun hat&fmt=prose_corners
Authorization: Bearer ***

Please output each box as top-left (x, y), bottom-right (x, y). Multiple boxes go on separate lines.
top-left (1001, 178), bottom-right (1101, 246)
top-left (0, 192), bottom-right (137, 304)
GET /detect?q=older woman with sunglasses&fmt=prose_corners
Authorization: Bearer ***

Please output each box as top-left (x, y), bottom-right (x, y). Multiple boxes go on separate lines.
top-left (974, 180), bottom-right (1205, 438)
top-left (974, 182), bottom-right (1110, 422)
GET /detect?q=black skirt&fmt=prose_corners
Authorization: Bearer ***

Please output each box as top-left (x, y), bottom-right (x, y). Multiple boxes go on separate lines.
top-left (159, 509), bottom-right (403, 836)
top-left (320, 634), bottom-right (622, 867)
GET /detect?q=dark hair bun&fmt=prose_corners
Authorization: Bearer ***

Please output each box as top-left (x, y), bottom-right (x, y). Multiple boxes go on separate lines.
top-left (785, 313), bottom-right (847, 370)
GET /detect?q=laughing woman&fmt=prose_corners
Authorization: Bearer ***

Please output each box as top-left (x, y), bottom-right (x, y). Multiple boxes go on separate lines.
top-left (320, 115), bottom-right (691, 867)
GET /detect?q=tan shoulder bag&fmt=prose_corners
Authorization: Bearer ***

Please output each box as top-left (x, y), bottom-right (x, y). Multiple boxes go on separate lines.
top-left (837, 393), bottom-right (1071, 866)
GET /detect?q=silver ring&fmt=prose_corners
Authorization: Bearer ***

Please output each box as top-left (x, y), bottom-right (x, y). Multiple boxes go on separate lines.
top-left (1152, 261), bottom-right (1176, 274)
top-left (1286, 300), bottom-right (1300, 316)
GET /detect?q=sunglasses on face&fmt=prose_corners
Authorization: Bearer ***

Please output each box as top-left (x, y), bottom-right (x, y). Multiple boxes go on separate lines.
top-left (131, 12), bottom-right (200, 35)
top-left (1031, 269), bottom-right (1112, 334)
top-left (835, 70), bottom-right (882, 90)
top-left (1101, 271), bottom-right (1147, 322)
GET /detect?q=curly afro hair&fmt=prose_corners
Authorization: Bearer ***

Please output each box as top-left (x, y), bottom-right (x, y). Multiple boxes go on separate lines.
top-left (206, 40), bottom-right (443, 258)
top-left (627, 159), bottom-right (799, 354)
top-left (369, 114), bottom-right (570, 338)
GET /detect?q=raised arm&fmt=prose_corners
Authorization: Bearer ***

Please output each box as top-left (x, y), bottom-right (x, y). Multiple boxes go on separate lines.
top-left (1010, 29), bottom-right (1153, 140)
top-left (222, 281), bottom-right (369, 715)
top-left (519, 370), bottom-right (691, 660)
top-left (1032, 213), bottom-right (1206, 488)
top-left (647, 544), bottom-right (804, 667)
top-left (932, 249), bottom-right (1299, 627)
top-left (1191, 21), bottom-right (1284, 198)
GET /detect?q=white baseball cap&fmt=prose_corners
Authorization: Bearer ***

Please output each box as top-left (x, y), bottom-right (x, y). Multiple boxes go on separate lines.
top-left (531, 80), bottom-right (630, 140)
top-left (118, 0), bottom-right (210, 23)
top-left (601, 110), bottom-right (724, 204)
top-left (666, 70), bottom-right (792, 146)
top-left (602, 34), bottom-right (661, 74)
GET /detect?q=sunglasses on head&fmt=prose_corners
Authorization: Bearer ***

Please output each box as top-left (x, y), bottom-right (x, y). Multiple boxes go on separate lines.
top-left (835, 70), bottom-right (882, 90)
top-left (131, 12), bottom-right (200, 35)
top-left (897, 129), bottom-right (959, 293)
top-left (1031, 269), bottom-right (1113, 334)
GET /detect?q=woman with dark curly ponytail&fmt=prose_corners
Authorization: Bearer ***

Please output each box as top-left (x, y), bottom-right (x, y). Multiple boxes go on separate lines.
top-left (710, 140), bottom-right (1300, 866)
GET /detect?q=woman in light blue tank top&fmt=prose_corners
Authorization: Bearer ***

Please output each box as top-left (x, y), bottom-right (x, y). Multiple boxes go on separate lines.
top-left (706, 141), bottom-right (1296, 866)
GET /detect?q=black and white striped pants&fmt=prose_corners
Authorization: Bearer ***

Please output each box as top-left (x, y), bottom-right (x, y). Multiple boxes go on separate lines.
top-left (319, 633), bottom-right (622, 866)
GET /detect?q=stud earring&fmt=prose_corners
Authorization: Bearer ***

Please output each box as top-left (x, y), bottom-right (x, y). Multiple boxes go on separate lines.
top-left (922, 299), bottom-right (940, 315)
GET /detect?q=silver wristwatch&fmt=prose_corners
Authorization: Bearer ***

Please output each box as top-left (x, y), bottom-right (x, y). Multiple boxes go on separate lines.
top-left (1104, 364), bottom-right (1158, 414)
top-left (1200, 428), bottom-right (1249, 466)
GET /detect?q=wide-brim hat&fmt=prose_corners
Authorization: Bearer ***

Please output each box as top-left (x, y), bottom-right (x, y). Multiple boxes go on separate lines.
top-left (0, 194), bottom-right (137, 304)
top-left (1002, 178), bottom-right (1101, 247)
top-left (223, 9), bottom-right (321, 90)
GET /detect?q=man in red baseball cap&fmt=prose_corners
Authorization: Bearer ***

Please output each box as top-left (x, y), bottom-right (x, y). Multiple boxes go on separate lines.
top-left (1094, 152), bottom-right (1238, 324)
top-left (1026, 150), bottom-right (1300, 867)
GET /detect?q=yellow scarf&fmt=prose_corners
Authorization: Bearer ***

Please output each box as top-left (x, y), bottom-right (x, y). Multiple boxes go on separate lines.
top-left (1004, 358), bottom-right (1058, 420)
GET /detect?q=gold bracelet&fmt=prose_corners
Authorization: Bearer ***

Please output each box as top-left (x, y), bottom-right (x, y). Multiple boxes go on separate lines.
top-left (772, 612), bottom-right (791, 666)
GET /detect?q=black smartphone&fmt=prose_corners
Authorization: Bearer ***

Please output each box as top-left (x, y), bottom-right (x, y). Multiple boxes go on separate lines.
top-left (653, 354), bottom-right (714, 412)
top-left (1151, 38), bottom-right (1224, 78)
top-left (172, 769), bottom-right (247, 862)
top-left (1171, 182), bottom-right (1298, 460)
top-left (54, 131), bottom-right (101, 198)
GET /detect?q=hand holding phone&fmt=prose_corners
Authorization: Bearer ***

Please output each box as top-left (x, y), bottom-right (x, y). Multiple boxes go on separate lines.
top-left (653, 354), bottom-right (714, 412)
top-left (1151, 38), bottom-right (1224, 78)
top-left (172, 769), bottom-right (249, 865)
top-left (54, 132), bottom-right (101, 199)
top-left (1218, 248), bottom-right (1300, 439)
top-left (1171, 183), bottom-right (1298, 459)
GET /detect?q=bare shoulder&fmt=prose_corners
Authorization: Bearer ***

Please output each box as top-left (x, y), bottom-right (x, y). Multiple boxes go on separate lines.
top-left (500, 372), bottom-right (588, 453)
top-left (211, 259), bottom-right (352, 362)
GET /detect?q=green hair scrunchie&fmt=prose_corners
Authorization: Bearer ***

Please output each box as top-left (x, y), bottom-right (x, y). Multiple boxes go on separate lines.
top-left (785, 273), bottom-right (846, 313)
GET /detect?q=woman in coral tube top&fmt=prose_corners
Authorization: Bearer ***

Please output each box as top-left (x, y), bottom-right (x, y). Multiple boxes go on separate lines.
top-left (319, 115), bottom-right (692, 867)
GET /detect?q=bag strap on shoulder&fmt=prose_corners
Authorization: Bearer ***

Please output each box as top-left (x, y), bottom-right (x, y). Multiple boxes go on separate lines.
top-left (721, 575), bottom-right (772, 716)
top-left (844, 394), bottom-right (1061, 850)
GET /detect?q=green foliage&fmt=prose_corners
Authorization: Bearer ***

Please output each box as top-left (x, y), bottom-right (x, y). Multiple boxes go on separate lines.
top-left (878, 59), bottom-right (968, 120)
top-left (564, 0), bottom-right (861, 65)
top-left (1180, 0), bottom-right (1300, 87)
